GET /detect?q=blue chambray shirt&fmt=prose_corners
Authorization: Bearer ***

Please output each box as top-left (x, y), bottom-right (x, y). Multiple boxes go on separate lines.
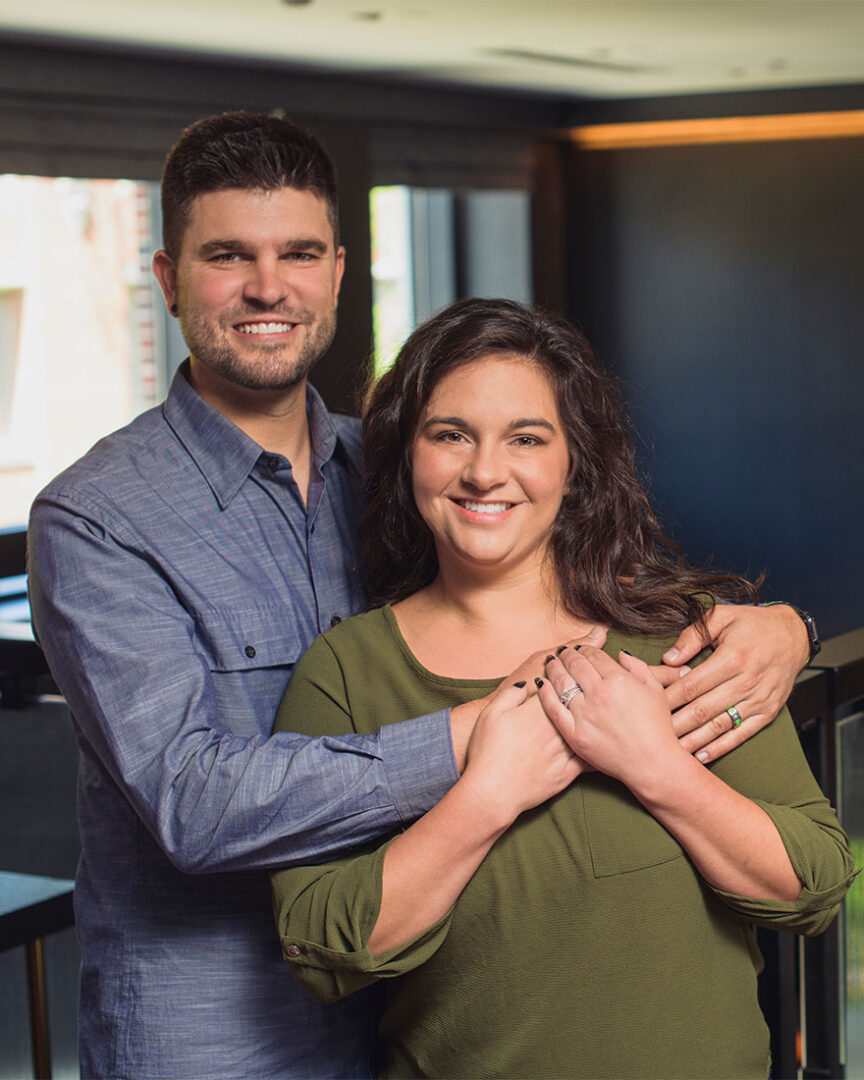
top-left (28, 364), bottom-right (458, 1080)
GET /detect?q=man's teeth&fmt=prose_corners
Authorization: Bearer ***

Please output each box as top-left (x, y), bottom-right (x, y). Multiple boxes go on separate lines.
top-left (460, 501), bottom-right (511, 514)
top-left (237, 322), bottom-right (295, 334)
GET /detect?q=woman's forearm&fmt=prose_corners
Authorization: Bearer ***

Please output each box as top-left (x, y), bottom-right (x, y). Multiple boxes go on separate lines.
top-left (369, 684), bottom-right (585, 954)
top-left (627, 749), bottom-right (802, 901)
top-left (368, 775), bottom-right (509, 954)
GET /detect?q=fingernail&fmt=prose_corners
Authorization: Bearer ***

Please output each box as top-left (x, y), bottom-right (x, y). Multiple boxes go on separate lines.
top-left (680, 664), bottom-right (692, 675)
top-left (621, 649), bottom-right (633, 656)
top-left (696, 751), bottom-right (709, 764)
top-left (544, 654), bottom-right (555, 664)
top-left (665, 647), bottom-right (680, 661)
top-left (534, 677), bottom-right (544, 689)
top-left (573, 644), bottom-right (582, 651)
top-left (556, 644), bottom-right (567, 655)
top-left (512, 680), bottom-right (527, 688)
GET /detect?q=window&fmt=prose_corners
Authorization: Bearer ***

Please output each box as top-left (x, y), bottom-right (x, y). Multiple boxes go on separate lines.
top-left (370, 185), bottom-right (532, 374)
top-left (0, 176), bottom-right (170, 529)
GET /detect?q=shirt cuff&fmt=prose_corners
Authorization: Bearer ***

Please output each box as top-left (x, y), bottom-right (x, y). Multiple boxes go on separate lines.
top-left (379, 710), bottom-right (459, 824)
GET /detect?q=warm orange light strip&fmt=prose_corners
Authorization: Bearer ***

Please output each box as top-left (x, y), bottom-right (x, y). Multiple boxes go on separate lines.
top-left (570, 110), bottom-right (864, 150)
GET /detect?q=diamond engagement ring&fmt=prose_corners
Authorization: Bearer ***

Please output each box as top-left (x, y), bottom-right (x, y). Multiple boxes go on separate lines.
top-left (559, 684), bottom-right (583, 707)
top-left (727, 704), bottom-right (743, 728)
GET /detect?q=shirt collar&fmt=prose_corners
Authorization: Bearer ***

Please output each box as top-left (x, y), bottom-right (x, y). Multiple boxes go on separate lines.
top-left (163, 361), bottom-right (341, 510)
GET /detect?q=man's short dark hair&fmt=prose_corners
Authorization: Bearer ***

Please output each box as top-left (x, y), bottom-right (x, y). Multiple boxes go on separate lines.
top-left (160, 110), bottom-right (339, 259)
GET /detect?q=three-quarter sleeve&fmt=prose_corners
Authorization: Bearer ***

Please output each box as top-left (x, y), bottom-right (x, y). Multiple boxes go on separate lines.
top-left (270, 633), bottom-right (458, 1002)
top-left (704, 705), bottom-right (856, 933)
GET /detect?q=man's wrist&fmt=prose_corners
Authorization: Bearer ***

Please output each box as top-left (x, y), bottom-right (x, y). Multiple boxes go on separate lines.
top-left (759, 601), bottom-right (821, 667)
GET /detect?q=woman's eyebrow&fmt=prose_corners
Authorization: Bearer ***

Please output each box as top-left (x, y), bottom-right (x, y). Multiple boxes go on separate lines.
top-left (509, 418), bottom-right (556, 431)
top-left (421, 416), bottom-right (557, 431)
top-left (421, 415), bottom-right (467, 428)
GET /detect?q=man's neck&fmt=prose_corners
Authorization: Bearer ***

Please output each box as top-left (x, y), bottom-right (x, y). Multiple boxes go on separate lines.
top-left (187, 359), bottom-right (313, 502)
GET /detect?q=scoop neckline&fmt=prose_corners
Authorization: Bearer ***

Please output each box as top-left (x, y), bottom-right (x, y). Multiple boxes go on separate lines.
top-left (380, 605), bottom-right (503, 691)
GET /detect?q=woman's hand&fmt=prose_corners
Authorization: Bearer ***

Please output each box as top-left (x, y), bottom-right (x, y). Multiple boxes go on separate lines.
top-left (449, 626), bottom-right (607, 772)
top-left (537, 645), bottom-right (683, 790)
top-left (657, 603), bottom-right (809, 763)
top-left (463, 678), bottom-right (587, 829)
top-left (368, 664), bottom-right (589, 956)
top-left (538, 645), bottom-right (802, 902)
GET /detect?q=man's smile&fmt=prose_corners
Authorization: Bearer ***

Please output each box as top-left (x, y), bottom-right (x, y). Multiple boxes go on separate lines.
top-left (234, 321), bottom-right (298, 335)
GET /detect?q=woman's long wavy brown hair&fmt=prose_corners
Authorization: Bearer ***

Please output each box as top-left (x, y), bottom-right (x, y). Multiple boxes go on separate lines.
top-left (361, 298), bottom-right (757, 635)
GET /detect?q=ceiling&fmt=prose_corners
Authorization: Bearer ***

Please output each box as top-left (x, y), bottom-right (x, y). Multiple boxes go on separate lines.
top-left (2, 0), bottom-right (864, 100)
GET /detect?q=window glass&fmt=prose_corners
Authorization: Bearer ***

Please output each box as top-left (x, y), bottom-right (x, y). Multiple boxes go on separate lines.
top-left (370, 184), bottom-right (531, 376)
top-left (0, 176), bottom-right (167, 529)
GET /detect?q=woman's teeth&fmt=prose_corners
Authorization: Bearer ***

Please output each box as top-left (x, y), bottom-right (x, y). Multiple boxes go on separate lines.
top-left (459, 501), bottom-right (511, 514)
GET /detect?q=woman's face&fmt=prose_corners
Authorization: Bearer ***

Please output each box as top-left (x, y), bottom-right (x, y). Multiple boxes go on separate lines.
top-left (411, 352), bottom-right (571, 580)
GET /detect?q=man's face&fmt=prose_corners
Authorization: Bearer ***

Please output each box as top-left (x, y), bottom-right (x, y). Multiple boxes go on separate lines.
top-left (153, 186), bottom-right (344, 393)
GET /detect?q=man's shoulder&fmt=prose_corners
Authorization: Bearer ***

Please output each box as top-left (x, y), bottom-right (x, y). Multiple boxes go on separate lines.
top-left (33, 403), bottom-right (181, 515)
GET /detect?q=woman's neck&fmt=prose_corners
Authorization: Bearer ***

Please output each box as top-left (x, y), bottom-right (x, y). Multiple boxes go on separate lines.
top-left (392, 562), bottom-right (598, 679)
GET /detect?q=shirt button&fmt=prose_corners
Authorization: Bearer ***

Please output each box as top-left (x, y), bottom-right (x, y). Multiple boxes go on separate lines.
top-left (285, 944), bottom-right (302, 958)
top-left (244, 645), bottom-right (257, 658)
top-left (330, 615), bottom-right (342, 627)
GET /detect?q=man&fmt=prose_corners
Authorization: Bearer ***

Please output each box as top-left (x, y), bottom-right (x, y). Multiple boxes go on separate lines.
top-left (28, 111), bottom-right (811, 1079)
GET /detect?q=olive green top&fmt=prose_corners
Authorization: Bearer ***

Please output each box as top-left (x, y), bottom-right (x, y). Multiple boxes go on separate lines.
top-left (271, 606), bottom-right (855, 1079)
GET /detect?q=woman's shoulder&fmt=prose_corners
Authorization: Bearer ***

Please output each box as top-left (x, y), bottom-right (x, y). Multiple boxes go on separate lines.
top-left (312, 606), bottom-right (402, 667)
top-left (605, 628), bottom-right (711, 667)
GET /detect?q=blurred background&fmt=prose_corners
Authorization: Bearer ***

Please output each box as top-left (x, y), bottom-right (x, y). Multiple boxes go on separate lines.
top-left (0, 2), bottom-right (861, 1077)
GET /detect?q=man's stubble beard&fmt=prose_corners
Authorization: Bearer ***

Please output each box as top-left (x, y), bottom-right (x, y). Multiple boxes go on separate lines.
top-left (178, 304), bottom-right (338, 392)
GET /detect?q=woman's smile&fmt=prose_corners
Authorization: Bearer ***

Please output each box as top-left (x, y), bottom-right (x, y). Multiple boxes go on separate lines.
top-left (411, 353), bottom-right (571, 575)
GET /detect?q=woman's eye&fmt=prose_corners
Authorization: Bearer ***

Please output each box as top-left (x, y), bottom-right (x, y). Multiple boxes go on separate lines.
top-left (512, 435), bottom-right (542, 447)
top-left (435, 431), bottom-right (466, 443)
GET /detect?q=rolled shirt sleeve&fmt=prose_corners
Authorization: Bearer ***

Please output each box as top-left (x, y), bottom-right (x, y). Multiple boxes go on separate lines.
top-left (703, 704), bottom-right (856, 933)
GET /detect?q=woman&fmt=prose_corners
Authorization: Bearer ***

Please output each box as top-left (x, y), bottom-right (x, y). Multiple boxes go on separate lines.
top-left (270, 299), bottom-right (855, 1079)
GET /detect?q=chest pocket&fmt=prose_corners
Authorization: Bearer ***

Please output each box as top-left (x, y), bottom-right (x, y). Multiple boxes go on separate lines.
top-left (581, 773), bottom-right (685, 878)
top-left (194, 604), bottom-right (310, 673)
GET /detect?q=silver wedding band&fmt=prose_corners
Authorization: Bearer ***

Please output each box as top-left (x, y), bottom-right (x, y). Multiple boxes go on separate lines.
top-left (560, 683), bottom-right (583, 707)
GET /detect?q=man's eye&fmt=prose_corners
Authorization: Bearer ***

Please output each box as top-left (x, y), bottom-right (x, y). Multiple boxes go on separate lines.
top-left (209, 252), bottom-right (243, 263)
top-left (284, 252), bottom-right (317, 262)
top-left (512, 435), bottom-right (542, 447)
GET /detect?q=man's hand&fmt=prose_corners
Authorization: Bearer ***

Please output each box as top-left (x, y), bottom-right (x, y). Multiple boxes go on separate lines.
top-left (658, 603), bottom-right (809, 763)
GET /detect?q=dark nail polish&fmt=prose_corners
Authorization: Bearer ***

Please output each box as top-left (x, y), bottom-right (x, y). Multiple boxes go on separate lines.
top-left (556, 644), bottom-right (567, 655)
top-left (544, 654), bottom-right (555, 664)
top-left (512, 680), bottom-right (527, 688)
top-left (621, 649), bottom-right (633, 656)
top-left (573, 644), bottom-right (583, 651)
top-left (534, 677), bottom-right (544, 689)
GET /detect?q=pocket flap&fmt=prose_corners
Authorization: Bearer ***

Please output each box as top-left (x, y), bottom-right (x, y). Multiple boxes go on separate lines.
top-left (195, 604), bottom-right (309, 672)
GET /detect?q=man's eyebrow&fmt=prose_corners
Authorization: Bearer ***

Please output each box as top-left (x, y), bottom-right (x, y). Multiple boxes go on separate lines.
top-left (280, 238), bottom-right (329, 254)
top-left (196, 238), bottom-right (330, 254)
top-left (198, 239), bottom-right (244, 254)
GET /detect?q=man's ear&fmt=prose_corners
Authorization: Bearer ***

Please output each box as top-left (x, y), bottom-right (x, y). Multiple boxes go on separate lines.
top-left (333, 245), bottom-right (346, 301)
top-left (152, 250), bottom-right (179, 315)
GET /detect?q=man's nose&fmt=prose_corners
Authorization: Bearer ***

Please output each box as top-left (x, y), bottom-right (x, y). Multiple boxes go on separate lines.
top-left (243, 257), bottom-right (289, 307)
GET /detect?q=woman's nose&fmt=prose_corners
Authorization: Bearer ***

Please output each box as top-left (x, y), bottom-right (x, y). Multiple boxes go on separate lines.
top-left (462, 444), bottom-right (507, 490)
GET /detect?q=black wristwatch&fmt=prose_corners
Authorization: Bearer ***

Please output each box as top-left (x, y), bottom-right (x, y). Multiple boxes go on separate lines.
top-left (760, 602), bottom-right (821, 666)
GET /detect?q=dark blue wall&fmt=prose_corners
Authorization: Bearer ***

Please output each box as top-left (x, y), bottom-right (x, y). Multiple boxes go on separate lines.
top-left (566, 135), bottom-right (864, 637)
